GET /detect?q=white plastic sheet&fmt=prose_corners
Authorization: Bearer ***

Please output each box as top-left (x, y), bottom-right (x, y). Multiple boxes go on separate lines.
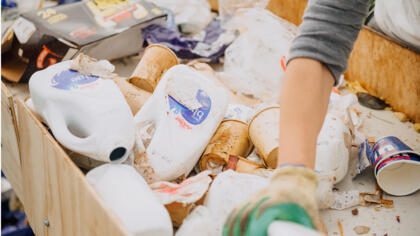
top-left (176, 170), bottom-right (269, 235)
top-left (152, 0), bottom-right (213, 34)
top-left (220, 9), bottom-right (298, 103)
top-left (375, 0), bottom-right (420, 49)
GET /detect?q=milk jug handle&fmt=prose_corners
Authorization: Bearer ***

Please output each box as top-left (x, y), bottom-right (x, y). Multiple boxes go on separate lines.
top-left (44, 104), bottom-right (86, 149)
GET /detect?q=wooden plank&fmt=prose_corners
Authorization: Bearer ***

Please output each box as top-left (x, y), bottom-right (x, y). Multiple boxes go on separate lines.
top-left (266, 0), bottom-right (307, 26)
top-left (17, 99), bottom-right (129, 236)
top-left (1, 82), bottom-right (24, 202)
top-left (345, 27), bottom-right (420, 123)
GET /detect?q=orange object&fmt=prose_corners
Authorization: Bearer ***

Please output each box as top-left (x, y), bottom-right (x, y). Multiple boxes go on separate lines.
top-left (338, 220), bottom-right (344, 236)
top-left (332, 87), bottom-right (342, 95)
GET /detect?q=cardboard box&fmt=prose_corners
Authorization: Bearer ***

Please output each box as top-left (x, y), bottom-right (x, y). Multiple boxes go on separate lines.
top-left (2, 0), bottom-right (166, 83)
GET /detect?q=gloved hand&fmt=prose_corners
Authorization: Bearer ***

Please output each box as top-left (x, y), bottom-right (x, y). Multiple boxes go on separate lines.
top-left (223, 165), bottom-right (326, 236)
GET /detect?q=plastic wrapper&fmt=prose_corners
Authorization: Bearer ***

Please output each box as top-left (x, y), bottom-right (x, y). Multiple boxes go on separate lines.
top-left (175, 206), bottom-right (215, 236)
top-left (224, 103), bottom-right (254, 123)
top-left (150, 171), bottom-right (212, 227)
top-left (329, 93), bottom-right (365, 145)
top-left (176, 170), bottom-right (269, 235)
top-left (150, 171), bottom-right (212, 205)
top-left (152, 0), bottom-right (212, 34)
top-left (218, 0), bottom-right (270, 20)
top-left (315, 113), bottom-right (352, 184)
top-left (316, 175), bottom-right (360, 210)
top-left (219, 9), bottom-right (298, 102)
top-left (141, 19), bottom-right (235, 62)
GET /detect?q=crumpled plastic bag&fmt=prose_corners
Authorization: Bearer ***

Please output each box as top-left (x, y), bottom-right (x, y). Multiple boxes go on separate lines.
top-left (152, 0), bottom-right (213, 34)
top-left (218, 0), bottom-right (270, 20)
top-left (176, 170), bottom-right (269, 235)
top-left (175, 206), bottom-right (215, 236)
top-left (315, 113), bottom-right (352, 184)
top-left (316, 174), bottom-right (360, 210)
top-left (219, 8), bottom-right (298, 102)
top-left (329, 93), bottom-right (365, 145)
top-left (142, 19), bottom-right (235, 62)
top-left (150, 171), bottom-right (212, 205)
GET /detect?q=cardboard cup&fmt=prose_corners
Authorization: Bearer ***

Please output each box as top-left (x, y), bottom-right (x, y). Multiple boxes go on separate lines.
top-left (113, 77), bottom-right (152, 115)
top-left (129, 44), bottom-right (178, 92)
top-left (374, 153), bottom-right (420, 196)
top-left (200, 120), bottom-right (251, 171)
top-left (227, 155), bottom-right (263, 174)
top-left (248, 106), bottom-right (280, 168)
top-left (165, 202), bottom-right (193, 227)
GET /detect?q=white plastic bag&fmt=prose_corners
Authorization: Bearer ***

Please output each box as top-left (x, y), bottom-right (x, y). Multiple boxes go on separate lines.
top-left (375, 0), bottom-right (420, 49)
top-left (176, 170), bottom-right (269, 235)
top-left (220, 9), bottom-right (297, 102)
top-left (175, 206), bottom-right (215, 236)
top-left (86, 164), bottom-right (173, 236)
top-left (152, 0), bottom-right (213, 34)
top-left (315, 113), bottom-right (352, 184)
top-left (218, 0), bottom-right (270, 20)
top-left (133, 65), bottom-right (228, 182)
top-left (150, 171), bottom-right (212, 205)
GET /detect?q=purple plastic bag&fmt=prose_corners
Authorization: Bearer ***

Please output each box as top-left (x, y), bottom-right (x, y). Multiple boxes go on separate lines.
top-left (141, 19), bottom-right (233, 63)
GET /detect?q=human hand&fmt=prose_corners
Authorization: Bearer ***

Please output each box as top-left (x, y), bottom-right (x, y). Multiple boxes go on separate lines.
top-left (223, 166), bottom-right (326, 236)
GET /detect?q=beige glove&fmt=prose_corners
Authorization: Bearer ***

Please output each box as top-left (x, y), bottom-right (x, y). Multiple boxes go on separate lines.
top-left (223, 166), bottom-right (326, 236)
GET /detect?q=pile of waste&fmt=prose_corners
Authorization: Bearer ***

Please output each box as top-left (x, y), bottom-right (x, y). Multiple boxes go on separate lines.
top-left (2, 0), bottom-right (420, 235)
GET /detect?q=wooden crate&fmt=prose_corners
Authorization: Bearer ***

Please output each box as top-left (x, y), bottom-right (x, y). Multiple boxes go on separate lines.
top-left (2, 83), bottom-right (129, 235)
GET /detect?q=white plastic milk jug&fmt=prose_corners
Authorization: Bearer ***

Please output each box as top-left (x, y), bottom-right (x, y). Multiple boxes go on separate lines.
top-left (29, 60), bottom-right (134, 163)
top-left (134, 65), bottom-right (228, 181)
top-left (86, 164), bottom-right (173, 236)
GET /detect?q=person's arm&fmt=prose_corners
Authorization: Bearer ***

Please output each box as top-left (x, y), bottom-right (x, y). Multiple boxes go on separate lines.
top-left (224, 1), bottom-right (370, 235)
top-left (277, 58), bottom-right (333, 168)
top-left (278, 0), bottom-right (370, 168)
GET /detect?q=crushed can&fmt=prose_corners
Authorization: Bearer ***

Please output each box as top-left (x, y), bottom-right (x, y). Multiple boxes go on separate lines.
top-left (359, 136), bottom-right (420, 196)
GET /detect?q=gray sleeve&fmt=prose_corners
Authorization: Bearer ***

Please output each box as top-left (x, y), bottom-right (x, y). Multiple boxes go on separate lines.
top-left (288, 0), bottom-right (370, 84)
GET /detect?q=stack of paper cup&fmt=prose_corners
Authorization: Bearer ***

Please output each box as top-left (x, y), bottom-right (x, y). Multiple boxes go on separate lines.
top-left (130, 44), bottom-right (178, 92)
top-left (248, 106), bottom-right (280, 168)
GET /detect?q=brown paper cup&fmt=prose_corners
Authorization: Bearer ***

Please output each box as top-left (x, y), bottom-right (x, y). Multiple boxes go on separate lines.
top-left (226, 155), bottom-right (262, 174)
top-left (200, 120), bottom-right (251, 171)
top-left (129, 44), bottom-right (178, 92)
top-left (165, 202), bottom-right (193, 227)
top-left (248, 106), bottom-right (280, 168)
top-left (113, 77), bottom-right (152, 115)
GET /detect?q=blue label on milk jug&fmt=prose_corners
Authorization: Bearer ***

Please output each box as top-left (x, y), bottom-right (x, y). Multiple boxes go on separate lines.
top-left (51, 69), bottom-right (99, 90)
top-left (168, 89), bottom-right (211, 126)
